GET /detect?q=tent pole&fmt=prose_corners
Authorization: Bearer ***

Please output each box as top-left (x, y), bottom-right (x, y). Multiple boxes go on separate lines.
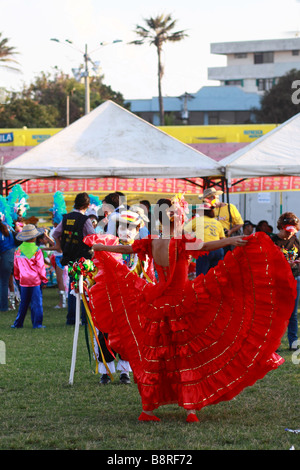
top-left (225, 178), bottom-right (230, 204)
top-left (225, 178), bottom-right (233, 230)
top-left (69, 274), bottom-right (83, 385)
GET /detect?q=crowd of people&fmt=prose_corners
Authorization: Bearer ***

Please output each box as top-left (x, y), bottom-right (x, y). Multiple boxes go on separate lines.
top-left (0, 190), bottom-right (154, 331)
top-left (1, 187), bottom-right (299, 422)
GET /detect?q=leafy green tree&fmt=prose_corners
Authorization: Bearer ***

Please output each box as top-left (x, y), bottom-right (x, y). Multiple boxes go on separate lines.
top-left (0, 98), bottom-right (59, 127)
top-left (253, 69), bottom-right (300, 123)
top-left (24, 71), bottom-right (83, 127)
top-left (131, 14), bottom-right (188, 125)
top-left (0, 70), bottom-right (127, 128)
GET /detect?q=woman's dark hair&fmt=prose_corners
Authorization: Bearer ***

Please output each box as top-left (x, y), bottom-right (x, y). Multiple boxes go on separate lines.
top-left (0, 220), bottom-right (9, 237)
top-left (115, 191), bottom-right (126, 206)
top-left (103, 192), bottom-right (121, 209)
top-left (88, 214), bottom-right (99, 222)
top-left (255, 220), bottom-right (269, 232)
top-left (74, 192), bottom-right (90, 210)
top-left (154, 198), bottom-right (172, 224)
top-left (277, 212), bottom-right (300, 231)
top-left (140, 200), bottom-right (150, 211)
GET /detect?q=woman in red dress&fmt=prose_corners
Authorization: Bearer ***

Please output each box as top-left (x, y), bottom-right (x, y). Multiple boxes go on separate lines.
top-left (85, 196), bottom-right (296, 423)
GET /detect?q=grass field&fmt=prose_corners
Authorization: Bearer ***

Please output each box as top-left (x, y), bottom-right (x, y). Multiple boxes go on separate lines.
top-left (0, 286), bottom-right (299, 451)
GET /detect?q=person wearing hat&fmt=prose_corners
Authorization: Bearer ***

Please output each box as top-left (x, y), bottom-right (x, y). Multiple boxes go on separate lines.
top-left (243, 220), bottom-right (256, 236)
top-left (129, 204), bottom-right (150, 239)
top-left (270, 212), bottom-right (300, 351)
top-left (95, 209), bottom-right (155, 385)
top-left (11, 224), bottom-right (48, 329)
top-left (184, 201), bottom-right (225, 276)
top-left (199, 187), bottom-right (244, 241)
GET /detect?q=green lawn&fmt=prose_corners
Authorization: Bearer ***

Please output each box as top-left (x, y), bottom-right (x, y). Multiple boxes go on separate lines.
top-left (0, 287), bottom-right (299, 451)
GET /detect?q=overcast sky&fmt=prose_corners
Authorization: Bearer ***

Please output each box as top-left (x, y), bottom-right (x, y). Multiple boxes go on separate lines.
top-left (1, 0), bottom-right (300, 99)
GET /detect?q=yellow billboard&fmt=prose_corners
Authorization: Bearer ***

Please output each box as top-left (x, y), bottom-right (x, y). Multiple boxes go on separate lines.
top-left (159, 124), bottom-right (277, 144)
top-left (0, 124), bottom-right (277, 147)
top-left (0, 129), bottom-right (62, 146)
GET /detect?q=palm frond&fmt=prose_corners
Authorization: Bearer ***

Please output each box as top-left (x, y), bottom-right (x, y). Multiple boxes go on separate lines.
top-left (165, 30), bottom-right (189, 42)
top-left (0, 32), bottom-right (20, 70)
top-left (0, 63), bottom-right (22, 73)
top-left (128, 39), bottom-right (146, 46)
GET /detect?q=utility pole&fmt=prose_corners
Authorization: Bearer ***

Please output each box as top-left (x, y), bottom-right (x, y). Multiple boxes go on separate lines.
top-left (83, 44), bottom-right (90, 115)
top-left (50, 38), bottom-right (122, 117)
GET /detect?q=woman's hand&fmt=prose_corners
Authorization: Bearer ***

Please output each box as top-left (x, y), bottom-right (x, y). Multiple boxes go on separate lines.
top-left (229, 236), bottom-right (248, 247)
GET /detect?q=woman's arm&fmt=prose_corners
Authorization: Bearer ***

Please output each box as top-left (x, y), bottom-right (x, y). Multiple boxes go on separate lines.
top-left (187, 236), bottom-right (247, 252)
top-left (203, 236), bottom-right (247, 251)
top-left (42, 230), bottom-right (56, 247)
top-left (93, 243), bottom-right (134, 254)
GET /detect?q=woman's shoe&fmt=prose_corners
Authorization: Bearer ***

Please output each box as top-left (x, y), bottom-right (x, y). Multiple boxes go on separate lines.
top-left (138, 412), bottom-right (160, 422)
top-left (186, 413), bottom-right (199, 423)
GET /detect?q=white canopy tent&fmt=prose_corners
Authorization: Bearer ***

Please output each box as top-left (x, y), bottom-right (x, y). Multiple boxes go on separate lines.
top-left (220, 112), bottom-right (300, 183)
top-left (0, 100), bottom-right (221, 181)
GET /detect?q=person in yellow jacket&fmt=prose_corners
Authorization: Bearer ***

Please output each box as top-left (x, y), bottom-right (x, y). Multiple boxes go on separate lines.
top-left (184, 202), bottom-right (225, 276)
top-left (198, 187), bottom-right (244, 237)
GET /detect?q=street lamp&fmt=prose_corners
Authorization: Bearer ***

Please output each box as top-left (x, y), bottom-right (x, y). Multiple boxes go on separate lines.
top-left (50, 38), bottom-right (122, 115)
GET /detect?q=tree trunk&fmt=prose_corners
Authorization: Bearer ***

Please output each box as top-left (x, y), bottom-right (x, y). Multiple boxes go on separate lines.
top-left (157, 46), bottom-right (164, 126)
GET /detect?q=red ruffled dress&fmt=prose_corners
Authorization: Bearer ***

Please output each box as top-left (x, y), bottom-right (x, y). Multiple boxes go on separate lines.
top-left (85, 232), bottom-right (296, 412)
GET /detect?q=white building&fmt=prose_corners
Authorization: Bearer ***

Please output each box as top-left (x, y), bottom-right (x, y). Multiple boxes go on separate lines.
top-left (208, 38), bottom-right (300, 94)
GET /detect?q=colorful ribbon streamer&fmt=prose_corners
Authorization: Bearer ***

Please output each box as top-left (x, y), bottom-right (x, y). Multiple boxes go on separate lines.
top-left (68, 258), bottom-right (115, 380)
top-left (81, 289), bottom-right (115, 381)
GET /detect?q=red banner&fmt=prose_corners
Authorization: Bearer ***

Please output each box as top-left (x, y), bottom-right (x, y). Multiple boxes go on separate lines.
top-left (23, 179), bottom-right (58, 194)
top-left (230, 176), bottom-right (300, 193)
top-left (14, 175), bottom-right (300, 196)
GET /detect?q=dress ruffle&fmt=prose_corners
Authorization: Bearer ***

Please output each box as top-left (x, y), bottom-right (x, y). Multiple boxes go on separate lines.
top-left (88, 232), bottom-right (296, 411)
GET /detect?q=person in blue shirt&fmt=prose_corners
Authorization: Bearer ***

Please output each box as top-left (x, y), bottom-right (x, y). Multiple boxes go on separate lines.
top-left (0, 218), bottom-right (16, 311)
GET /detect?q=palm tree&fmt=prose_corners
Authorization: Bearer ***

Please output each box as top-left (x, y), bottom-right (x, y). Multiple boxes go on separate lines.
top-left (0, 32), bottom-right (20, 72)
top-left (131, 14), bottom-right (188, 125)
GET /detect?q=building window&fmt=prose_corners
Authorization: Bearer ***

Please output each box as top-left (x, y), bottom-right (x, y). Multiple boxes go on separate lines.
top-left (219, 111), bottom-right (235, 124)
top-left (256, 78), bottom-right (274, 91)
top-left (234, 53), bottom-right (248, 58)
top-left (224, 79), bottom-right (243, 86)
top-left (292, 50), bottom-right (299, 56)
top-left (254, 51), bottom-right (274, 64)
top-left (208, 112), bottom-right (219, 125)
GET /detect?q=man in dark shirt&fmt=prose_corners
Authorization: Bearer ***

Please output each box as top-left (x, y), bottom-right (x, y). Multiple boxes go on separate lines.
top-left (52, 192), bottom-right (95, 324)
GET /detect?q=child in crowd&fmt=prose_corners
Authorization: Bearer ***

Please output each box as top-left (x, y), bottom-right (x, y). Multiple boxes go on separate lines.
top-left (11, 224), bottom-right (48, 329)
